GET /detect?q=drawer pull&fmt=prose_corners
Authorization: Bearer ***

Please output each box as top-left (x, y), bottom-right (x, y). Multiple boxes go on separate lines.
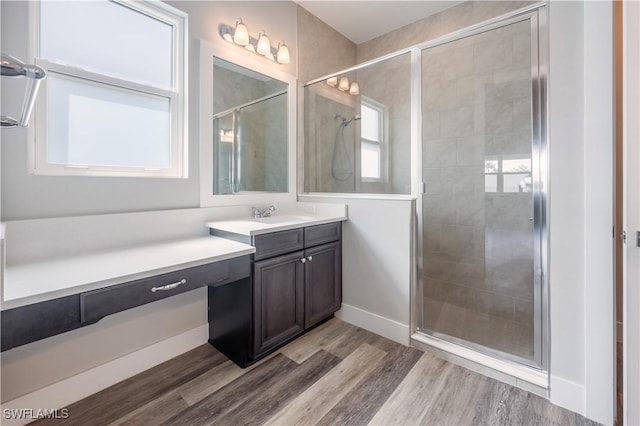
top-left (151, 279), bottom-right (186, 292)
top-left (307, 256), bottom-right (313, 262)
top-left (299, 258), bottom-right (307, 264)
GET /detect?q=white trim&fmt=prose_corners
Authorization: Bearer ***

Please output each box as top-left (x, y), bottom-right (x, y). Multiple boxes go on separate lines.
top-left (623, 1), bottom-right (640, 424)
top-left (583, 2), bottom-right (615, 424)
top-left (412, 332), bottom-right (549, 388)
top-left (549, 375), bottom-right (586, 417)
top-left (336, 303), bottom-right (410, 346)
top-left (198, 39), bottom-right (297, 207)
top-left (0, 325), bottom-right (208, 426)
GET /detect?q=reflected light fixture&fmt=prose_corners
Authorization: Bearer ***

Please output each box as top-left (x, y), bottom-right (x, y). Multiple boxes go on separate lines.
top-left (338, 76), bottom-right (350, 91)
top-left (220, 19), bottom-right (290, 65)
top-left (326, 75), bottom-right (359, 96)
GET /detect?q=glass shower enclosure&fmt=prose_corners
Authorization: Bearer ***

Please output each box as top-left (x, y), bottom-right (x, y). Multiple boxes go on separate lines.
top-left (418, 12), bottom-right (547, 368)
top-left (304, 5), bottom-right (548, 370)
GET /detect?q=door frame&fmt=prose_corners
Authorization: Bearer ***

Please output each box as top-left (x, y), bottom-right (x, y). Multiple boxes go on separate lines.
top-left (411, 4), bottom-right (549, 375)
top-left (623, 1), bottom-right (640, 424)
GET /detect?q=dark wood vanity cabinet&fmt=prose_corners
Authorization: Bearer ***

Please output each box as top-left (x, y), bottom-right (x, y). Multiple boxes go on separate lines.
top-left (253, 251), bottom-right (305, 356)
top-left (304, 241), bottom-right (342, 329)
top-left (208, 222), bottom-right (343, 367)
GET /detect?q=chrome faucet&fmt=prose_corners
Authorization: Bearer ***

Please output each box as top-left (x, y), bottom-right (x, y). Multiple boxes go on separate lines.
top-left (252, 205), bottom-right (276, 218)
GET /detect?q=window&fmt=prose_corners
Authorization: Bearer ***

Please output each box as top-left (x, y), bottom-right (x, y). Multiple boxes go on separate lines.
top-left (32, 0), bottom-right (188, 177)
top-left (484, 155), bottom-right (532, 193)
top-left (360, 99), bottom-right (386, 181)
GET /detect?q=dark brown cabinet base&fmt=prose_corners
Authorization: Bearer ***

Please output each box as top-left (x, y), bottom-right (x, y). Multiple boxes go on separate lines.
top-left (253, 251), bottom-right (305, 357)
top-left (208, 222), bottom-right (343, 368)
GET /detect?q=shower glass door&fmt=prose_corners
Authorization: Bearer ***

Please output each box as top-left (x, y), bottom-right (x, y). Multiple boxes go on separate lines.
top-left (418, 15), bottom-right (544, 367)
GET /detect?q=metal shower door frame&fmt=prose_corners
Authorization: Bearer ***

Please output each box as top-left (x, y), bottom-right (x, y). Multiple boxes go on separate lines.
top-left (411, 4), bottom-right (549, 372)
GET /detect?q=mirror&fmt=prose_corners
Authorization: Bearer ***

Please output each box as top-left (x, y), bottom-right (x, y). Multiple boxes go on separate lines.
top-left (212, 58), bottom-right (288, 194)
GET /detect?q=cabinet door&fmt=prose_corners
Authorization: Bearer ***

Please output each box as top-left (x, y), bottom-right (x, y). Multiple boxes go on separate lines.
top-left (253, 251), bottom-right (305, 357)
top-left (304, 241), bottom-right (342, 328)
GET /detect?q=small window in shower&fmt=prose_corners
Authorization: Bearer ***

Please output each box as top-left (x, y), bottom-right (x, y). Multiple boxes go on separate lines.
top-left (360, 99), bottom-right (385, 181)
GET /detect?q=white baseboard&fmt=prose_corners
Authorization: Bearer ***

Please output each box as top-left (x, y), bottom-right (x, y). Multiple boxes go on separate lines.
top-left (336, 303), bottom-right (410, 345)
top-left (549, 375), bottom-right (586, 416)
top-left (0, 324), bottom-right (208, 426)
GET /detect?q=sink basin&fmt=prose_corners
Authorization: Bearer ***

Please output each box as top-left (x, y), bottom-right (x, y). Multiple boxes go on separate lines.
top-left (250, 215), bottom-right (314, 224)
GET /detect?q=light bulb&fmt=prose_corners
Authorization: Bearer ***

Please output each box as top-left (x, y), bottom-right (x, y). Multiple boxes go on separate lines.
top-left (326, 77), bottom-right (338, 87)
top-left (276, 42), bottom-right (290, 64)
top-left (338, 77), bottom-right (350, 91)
top-left (233, 18), bottom-right (249, 46)
top-left (349, 82), bottom-right (360, 95)
top-left (256, 31), bottom-right (271, 56)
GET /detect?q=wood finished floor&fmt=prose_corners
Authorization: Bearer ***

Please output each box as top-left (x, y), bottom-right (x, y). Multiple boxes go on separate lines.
top-left (33, 318), bottom-right (598, 426)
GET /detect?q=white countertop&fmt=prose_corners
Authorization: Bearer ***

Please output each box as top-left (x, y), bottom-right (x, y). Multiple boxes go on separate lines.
top-left (205, 214), bottom-right (348, 237)
top-left (2, 236), bottom-right (255, 310)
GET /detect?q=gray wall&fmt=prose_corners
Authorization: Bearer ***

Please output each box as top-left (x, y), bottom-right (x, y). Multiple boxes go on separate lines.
top-left (0, 1), bottom-right (297, 221)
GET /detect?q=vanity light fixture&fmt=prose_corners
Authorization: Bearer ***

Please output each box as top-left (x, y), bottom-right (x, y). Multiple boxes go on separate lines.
top-left (276, 42), bottom-right (290, 65)
top-left (233, 19), bottom-right (249, 46)
top-left (325, 75), bottom-right (360, 96)
top-left (256, 31), bottom-right (271, 56)
top-left (220, 19), bottom-right (290, 64)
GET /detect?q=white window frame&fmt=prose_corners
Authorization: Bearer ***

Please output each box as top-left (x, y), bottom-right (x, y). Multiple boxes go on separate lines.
top-left (29, 0), bottom-right (188, 178)
top-left (360, 96), bottom-right (388, 183)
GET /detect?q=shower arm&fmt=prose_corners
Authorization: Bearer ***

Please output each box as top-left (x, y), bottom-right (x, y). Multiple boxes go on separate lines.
top-left (1, 53), bottom-right (47, 129)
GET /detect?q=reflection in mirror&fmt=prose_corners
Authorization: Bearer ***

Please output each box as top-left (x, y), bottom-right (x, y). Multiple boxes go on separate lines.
top-left (213, 58), bottom-right (288, 194)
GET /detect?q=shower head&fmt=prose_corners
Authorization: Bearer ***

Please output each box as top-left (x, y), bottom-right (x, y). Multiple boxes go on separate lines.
top-left (334, 113), bottom-right (361, 127)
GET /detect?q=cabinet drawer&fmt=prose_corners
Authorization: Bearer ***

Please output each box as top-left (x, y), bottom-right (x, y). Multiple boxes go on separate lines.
top-left (253, 228), bottom-right (304, 261)
top-left (2, 295), bottom-right (82, 351)
top-left (304, 222), bottom-right (341, 248)
top-left (81, 256), bottom-right (250, 324)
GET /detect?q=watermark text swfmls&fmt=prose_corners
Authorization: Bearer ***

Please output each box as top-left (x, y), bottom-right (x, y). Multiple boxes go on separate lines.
top-left (3, 408), bottom-right (70, 420)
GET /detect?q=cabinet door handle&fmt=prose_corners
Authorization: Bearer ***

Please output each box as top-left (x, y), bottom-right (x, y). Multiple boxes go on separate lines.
top-left (151, 279), bottom-right (186, 292)
top-left (307, 256), bottom-right (313, 262)
top-left (299, 258), bottom-right (307, 264)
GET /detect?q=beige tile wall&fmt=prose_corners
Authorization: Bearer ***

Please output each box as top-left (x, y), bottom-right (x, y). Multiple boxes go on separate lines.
top-left (297, 5), bottom-right (357, 193)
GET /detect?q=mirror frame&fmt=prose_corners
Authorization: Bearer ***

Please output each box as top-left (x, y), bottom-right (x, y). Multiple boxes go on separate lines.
top-left (199, 39), bottom-right (297, 207)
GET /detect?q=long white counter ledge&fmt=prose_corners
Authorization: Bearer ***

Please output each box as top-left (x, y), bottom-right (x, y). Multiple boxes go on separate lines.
top-left (3, 236), bottom-right (255, 310)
